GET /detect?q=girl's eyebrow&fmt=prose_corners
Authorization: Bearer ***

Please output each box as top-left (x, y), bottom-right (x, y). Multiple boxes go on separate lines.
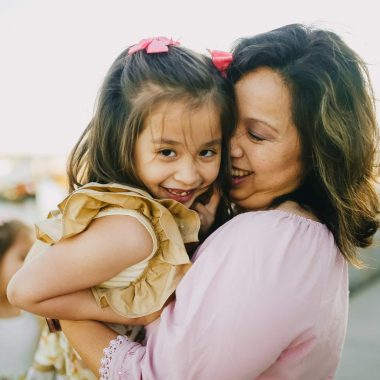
top-left (203, 138), bottom-right (222, 147)
top-left (152, 138), bottom-right (181, 145)
top-left (152, 138), bottom-right (222, 146)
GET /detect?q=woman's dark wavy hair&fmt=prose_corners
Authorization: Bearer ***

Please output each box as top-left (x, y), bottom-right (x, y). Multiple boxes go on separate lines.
top-left (229, 24), bottom-right (379, 265)
top-left (67, 42), bottom-right (235, 230)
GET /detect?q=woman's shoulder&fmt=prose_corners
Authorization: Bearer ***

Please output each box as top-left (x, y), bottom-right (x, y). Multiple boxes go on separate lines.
top-left (194, 203), bottom-right (345, 304)
top-left (275, 200), bottom-right (320, 222)
top-left (198, 202), bottom-right (336, 265)
top-left (224, 203), bottom-right (328, 238)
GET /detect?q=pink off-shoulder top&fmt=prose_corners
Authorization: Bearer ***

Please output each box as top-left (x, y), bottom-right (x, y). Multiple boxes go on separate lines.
top-left (100, 210), bottom-right (348, 380)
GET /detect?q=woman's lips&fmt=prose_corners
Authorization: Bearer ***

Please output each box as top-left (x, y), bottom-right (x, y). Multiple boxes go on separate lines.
top-left (232, 176), bottom-right (249, 185)
top-left (231, 167), bottom-right (253, 186)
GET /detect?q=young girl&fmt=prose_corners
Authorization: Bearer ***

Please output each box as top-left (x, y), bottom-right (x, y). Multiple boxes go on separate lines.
top-left (7, 37), bottom-right (234, 378)
top-left (0, 219), bottom-right (42, 380)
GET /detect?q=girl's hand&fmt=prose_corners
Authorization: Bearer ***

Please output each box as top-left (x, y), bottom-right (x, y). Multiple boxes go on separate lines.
top-left (193, 188), bottom-right (221, 235)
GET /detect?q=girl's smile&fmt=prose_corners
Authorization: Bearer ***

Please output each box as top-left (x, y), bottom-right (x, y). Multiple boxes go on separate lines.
top-left (162, 187), bottom-right (198, 203)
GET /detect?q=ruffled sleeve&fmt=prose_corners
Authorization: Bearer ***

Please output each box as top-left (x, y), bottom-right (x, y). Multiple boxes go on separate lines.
top-left (32, 182), bottom-right (200, 318)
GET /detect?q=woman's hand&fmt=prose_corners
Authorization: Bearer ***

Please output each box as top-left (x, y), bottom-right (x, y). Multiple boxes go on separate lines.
top-left (193, 188), bottom-right (221, 235)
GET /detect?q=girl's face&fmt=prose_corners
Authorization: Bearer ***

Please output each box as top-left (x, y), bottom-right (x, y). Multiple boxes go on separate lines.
top-left (230, 67), bottom-right (302, 210)
top-left (134, 99), bottom-right (222, 207)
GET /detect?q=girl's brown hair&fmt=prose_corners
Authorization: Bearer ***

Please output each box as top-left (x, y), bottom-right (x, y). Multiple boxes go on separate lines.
top-left (229, 24), bottom-right (379, 265)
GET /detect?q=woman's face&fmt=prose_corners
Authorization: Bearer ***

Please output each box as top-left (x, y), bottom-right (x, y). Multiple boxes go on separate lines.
top-left (230, 67), bottom-right (302, 210)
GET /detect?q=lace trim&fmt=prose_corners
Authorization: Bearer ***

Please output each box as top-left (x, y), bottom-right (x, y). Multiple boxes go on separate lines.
top-left (99, 335), bottom-right (127, 380)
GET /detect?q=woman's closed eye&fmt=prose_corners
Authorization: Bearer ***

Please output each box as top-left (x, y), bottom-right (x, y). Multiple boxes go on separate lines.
top-left (248, 130), bottom-right (266, 142)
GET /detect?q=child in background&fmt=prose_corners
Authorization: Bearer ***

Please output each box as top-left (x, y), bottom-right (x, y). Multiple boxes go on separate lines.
top-left (0, 219), bottom-right (42, 380)
top-left (8, 37), bottom-right (234, 379)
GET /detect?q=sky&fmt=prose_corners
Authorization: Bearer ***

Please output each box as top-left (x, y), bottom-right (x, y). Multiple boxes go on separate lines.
top-left (1, 0), bottom-right (379, 156)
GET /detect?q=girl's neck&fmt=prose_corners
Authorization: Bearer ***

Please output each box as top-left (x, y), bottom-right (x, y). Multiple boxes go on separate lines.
top-left (0, 295), bottom-right (22, 318)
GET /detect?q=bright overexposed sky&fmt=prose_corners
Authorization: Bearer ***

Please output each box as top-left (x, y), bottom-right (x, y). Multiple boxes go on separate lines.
top-left (1, 0), bottom-right (379, 156)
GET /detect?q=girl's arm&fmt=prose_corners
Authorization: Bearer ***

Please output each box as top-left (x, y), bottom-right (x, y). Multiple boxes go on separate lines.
top-left (33, 288), bottom-right (164, 325)
top-left (7, 215), bottom-right (153, 320)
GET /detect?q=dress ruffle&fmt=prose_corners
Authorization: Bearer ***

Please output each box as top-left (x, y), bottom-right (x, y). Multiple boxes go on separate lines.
top-left (34, 182), bottom-right (200, 317)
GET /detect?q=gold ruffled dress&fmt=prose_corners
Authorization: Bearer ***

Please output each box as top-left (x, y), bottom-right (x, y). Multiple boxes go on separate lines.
top-left (26, 183), bottom-right (200, 379)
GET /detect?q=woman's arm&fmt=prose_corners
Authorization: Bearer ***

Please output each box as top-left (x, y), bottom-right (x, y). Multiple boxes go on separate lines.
top-left (7, 215), bottom-right (153, 318)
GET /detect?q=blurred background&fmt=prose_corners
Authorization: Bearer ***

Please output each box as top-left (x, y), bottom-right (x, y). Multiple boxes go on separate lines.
top-left (1, 1), bottom-right (379, 378)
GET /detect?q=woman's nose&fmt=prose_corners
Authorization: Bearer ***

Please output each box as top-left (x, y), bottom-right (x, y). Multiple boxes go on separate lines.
top-left (230, 134), bottom-right (243, 158)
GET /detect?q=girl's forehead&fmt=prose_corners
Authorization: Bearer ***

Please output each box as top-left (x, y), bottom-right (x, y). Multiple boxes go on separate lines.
top-left (144, 99), bottom-right (222, 147)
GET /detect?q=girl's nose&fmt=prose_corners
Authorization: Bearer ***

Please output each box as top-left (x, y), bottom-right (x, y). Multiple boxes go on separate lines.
top-left (230, 134), bottom-right (244, 158)
top-left (174, 160), bottom-right (200, 187)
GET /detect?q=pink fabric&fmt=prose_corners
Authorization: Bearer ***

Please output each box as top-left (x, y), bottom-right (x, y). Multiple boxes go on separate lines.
top-left (105, 210), bottom-right (348, 379)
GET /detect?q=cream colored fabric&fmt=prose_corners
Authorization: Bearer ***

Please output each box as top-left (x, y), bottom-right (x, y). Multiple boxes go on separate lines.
top-left (94, 208), bottom-right (158, 288)
top-left (27, 183), bottom-right (200, 318)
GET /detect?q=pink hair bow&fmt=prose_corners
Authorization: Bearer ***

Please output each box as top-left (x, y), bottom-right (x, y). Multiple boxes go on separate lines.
top-left (128, 37), bottom-right (180, 55)
top-left (209, 50), bottom-right (233, 77)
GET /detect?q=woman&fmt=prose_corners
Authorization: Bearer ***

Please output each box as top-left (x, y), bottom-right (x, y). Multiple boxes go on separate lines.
top-left (61, 24), bottom-right (379, 379)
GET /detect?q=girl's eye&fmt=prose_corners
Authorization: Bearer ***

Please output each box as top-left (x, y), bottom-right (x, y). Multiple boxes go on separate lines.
top-left (159, 149), bottom-right (176, 157)
top-left (199, 149), bottom-right (216, 158)
top-left (248, 130), bottom-right (265, 142)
